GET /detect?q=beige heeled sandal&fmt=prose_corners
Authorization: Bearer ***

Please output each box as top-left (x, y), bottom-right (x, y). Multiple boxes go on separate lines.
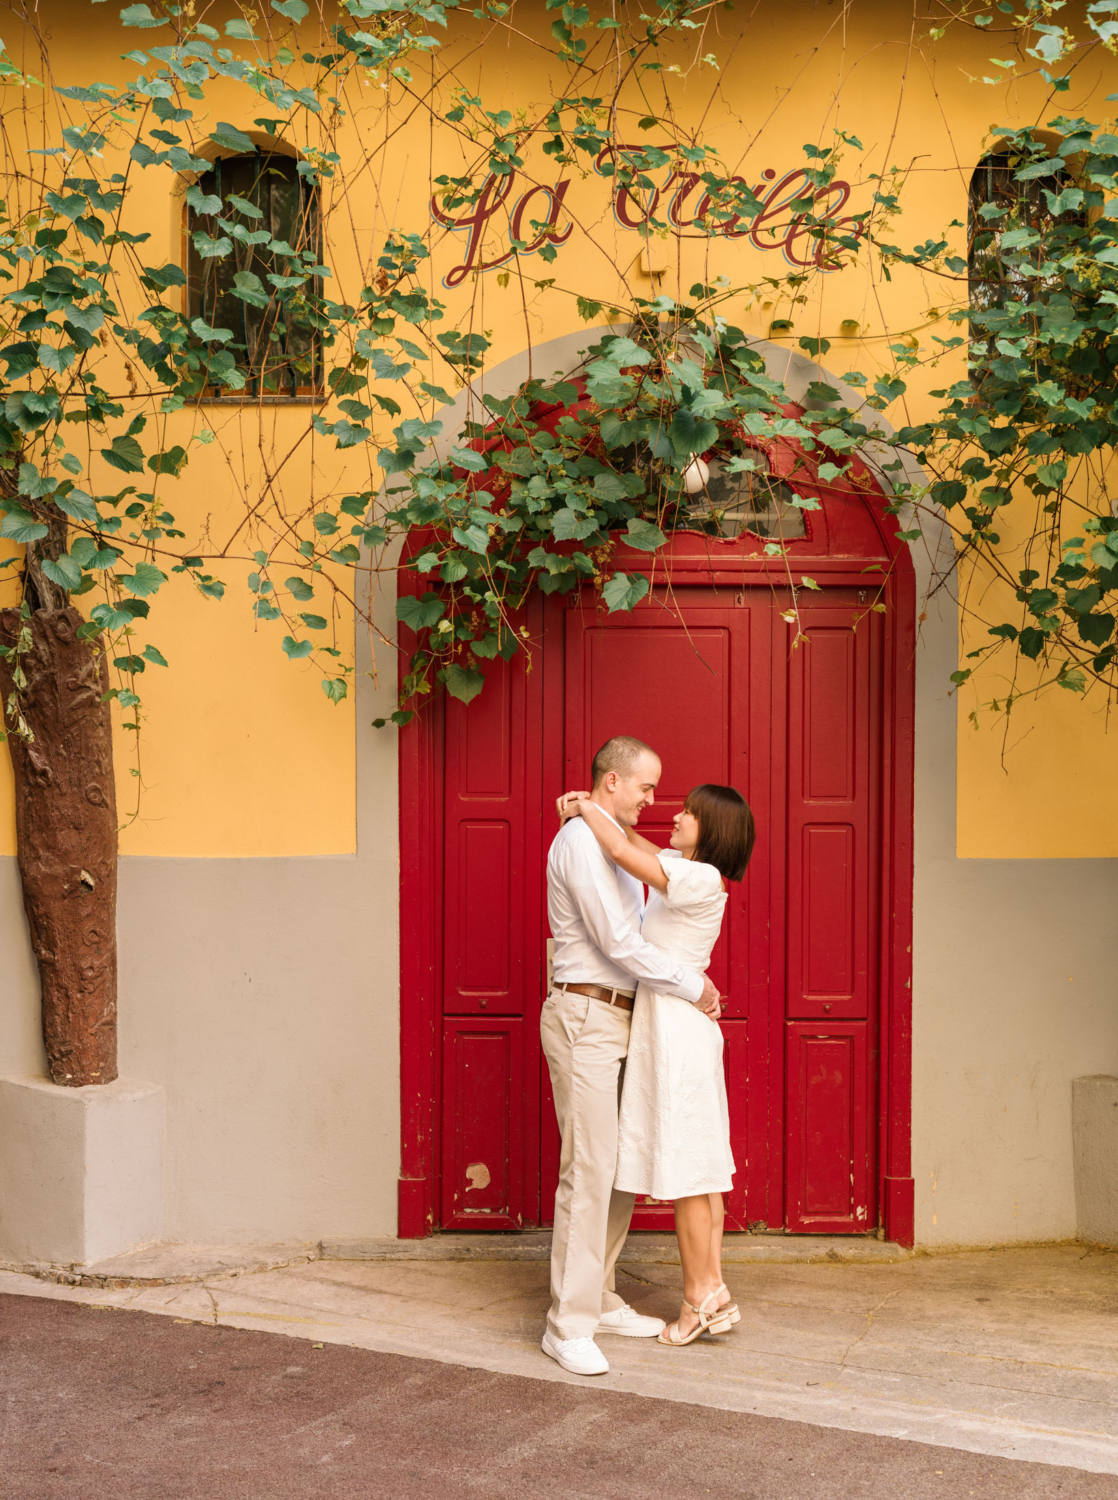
top-left (715, 1282), bottom-right (741, 1325)
top-left (657, 1292), bottom-right (734, 1346)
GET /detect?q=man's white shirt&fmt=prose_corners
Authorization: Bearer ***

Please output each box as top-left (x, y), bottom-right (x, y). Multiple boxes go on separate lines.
top-left (546, 813), bottom-right (704, 1003)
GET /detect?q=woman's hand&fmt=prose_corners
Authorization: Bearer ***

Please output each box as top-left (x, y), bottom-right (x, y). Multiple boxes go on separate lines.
top-left (556, 790), bottom-right (591, 822)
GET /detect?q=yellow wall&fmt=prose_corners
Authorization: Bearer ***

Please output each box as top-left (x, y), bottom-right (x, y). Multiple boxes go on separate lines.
top-left (7, 0), bottom-right (1116, 856)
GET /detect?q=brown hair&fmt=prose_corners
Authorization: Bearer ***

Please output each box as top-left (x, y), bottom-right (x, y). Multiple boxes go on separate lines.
top-left (591, 735), bottom-right (657, 787)
top-left (686, 784), bottom-right (755, 882)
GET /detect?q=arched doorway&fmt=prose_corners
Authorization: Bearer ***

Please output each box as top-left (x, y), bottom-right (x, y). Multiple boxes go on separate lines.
top-left (397, 389), bottom-right (916, 1246)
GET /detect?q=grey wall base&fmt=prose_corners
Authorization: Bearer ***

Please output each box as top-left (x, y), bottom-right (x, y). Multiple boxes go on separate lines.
top-left (0, 1075), bottom-right (165, 1265)
top-left (1073, 1076), bottom-right (1118, 1246)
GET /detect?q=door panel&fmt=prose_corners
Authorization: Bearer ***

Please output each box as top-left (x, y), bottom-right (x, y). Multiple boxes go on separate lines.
top-left (564, 598), bottom-right (760, 1229)
top-left (438, 601), bottom-right (545, 1228)
top-left (440, 1017), bottom-right (524, 1230)
top-left (785, 1021), bottom-right (872, 1232)
top-left (785, 611), bottom-right (880, 1023)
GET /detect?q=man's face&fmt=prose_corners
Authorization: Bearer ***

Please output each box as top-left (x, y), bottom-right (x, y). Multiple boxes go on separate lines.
top-left (609, 751), bottom-right (662, 828)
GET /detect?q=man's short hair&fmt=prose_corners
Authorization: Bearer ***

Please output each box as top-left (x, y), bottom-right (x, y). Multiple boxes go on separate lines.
top-left (591, 735), bottom-right (657, 787)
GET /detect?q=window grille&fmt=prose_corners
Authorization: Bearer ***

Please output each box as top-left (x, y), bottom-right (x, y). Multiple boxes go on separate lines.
top-left (186, 152), bottom-right (322, 397)
top-left (681, 450), bottom-right (806, 540)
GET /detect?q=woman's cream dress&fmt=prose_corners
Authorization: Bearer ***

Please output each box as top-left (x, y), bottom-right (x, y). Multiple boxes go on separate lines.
top-left (614, 850), bottom-right (736, 1200)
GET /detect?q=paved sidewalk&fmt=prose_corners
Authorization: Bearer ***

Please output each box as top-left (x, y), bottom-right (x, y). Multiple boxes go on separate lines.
top-left (3, 1292), bottom-right (1115, 1499)
top-left (2, 1243), bottom-right (1117, 1477)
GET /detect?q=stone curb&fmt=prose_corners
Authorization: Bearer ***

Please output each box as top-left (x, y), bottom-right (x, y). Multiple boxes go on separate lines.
top-left (0, 1231), bottom-right (916, 1287)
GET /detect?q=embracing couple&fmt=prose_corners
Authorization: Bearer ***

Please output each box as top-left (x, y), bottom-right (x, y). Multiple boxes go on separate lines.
top-left (540, 734), bottom-right (756, 1376)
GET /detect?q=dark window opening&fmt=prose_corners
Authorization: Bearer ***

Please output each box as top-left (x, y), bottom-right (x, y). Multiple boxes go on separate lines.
top-left (967, 151), bottom-right (1085, 383)
top-left (186, 152), bottom-right (322, 397)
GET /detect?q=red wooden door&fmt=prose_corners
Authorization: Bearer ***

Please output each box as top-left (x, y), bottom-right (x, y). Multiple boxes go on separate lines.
top-left (401, 479), bottom-right (913, 1241)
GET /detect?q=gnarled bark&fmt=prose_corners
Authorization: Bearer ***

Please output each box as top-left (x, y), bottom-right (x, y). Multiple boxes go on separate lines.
top-left (0, 607), bottom-right (118, 1085)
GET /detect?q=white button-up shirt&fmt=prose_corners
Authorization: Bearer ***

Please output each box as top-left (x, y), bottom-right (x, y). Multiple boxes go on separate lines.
top-left (546, 813), bottom-right (704, 1002)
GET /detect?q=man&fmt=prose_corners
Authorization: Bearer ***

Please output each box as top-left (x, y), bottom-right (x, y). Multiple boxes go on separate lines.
top-left (540, 735), bottom-right (720, 1376)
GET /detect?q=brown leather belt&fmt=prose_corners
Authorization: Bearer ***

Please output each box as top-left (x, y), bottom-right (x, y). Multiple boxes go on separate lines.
top-left (555, 981), bottom-right (635, 1012)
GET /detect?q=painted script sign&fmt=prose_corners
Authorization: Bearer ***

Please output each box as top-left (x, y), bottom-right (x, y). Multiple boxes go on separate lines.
top-left (431, 144), bottom-right (860, 288)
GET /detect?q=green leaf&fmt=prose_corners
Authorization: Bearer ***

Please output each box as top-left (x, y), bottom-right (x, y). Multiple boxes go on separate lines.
top-left (185, 185), bottom-right (222, 214)
top-left (142, 262), bottom-right (187, 288)
top-left (223, 19), bottom-right (258, 40)
top-left (91, 602), bottom-right (135, 631)
top-left (299, 613), bottom-right (327, 630)
top-left (321, 676), bottom-right (347, 703)
top-left (601, 571), bottom-right (650, 613)
top-left (396, 592), bottom-right (445, 631)
top-left (64, 304), bottom-right (104, 336)
top-left (602, 335), bottom-right (653, 367)
top-left (624, 518), bottom-right (666, 552)
top-left (209, 121), bottom-right (255, 152)
top-left (120, 3), bottom-right (168, 26)
top-left (226, 193), bottom-right (264, 220)
top-left (39, 345), bottom-right (76, 376)
top-left (442, 662), bottom-right (484, 703)
top-left (142, 644), bottom-right (169, 667)
top-left (452, 524), bottom-right (490, 555)
top-left (0, 509), bottom-right (49, 544)
top-left (449, 446), bottom-right (490, 472)
top-left (282, 635), bottom-right (313, 659)
top-left (2, 343), bottom-right (41, 379)
top-left (41, 553), bottom-right (83, 590)
top-left (285, 576), bottom-right (315, 601)
top-left (552, 508), bottom-right (600, 542)
top-left (117, 560), bottom-right (167, 596)
top-left (18, 463), bottom-right (57, 499)
top-left (55, 488), bottom-right (99, 524)
top-left (231, 270), bottom-right (268, 307)
top-left (668, 408), bottom-right (718, 458)
top-left (272, 0), bottom-right (309, 16)
top-left (101, 435), bottom-right (145, 473)
top-left (148, 446), bottom-right (187, 476)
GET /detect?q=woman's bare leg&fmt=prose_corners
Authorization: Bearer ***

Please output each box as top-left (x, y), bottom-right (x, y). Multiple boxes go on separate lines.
top-left (670, 1194), bottom-right (719, 1337)
top-left (708, 1192), bottom-right (729, 1308)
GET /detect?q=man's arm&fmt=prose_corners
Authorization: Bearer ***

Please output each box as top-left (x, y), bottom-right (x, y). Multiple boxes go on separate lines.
top-left (560, 837), bottom-right (709, 1004)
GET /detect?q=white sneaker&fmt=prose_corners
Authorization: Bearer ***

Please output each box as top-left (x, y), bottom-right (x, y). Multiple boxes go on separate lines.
top-left (541, 1329), bottom-right (610, 1375)
top-left (596, 1304), bottom-right (667, 1339)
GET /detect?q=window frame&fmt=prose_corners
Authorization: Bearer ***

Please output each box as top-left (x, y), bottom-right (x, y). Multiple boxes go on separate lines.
top-left (183, 148), bottom-right (324, 402)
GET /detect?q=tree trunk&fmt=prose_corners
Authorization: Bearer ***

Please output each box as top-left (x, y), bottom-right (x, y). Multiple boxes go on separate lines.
top-left (0, 607), bottom-right (118, 1085)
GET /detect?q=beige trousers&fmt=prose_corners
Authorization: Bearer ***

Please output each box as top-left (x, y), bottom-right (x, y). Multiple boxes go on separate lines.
top-left (540, 986), bottom-right (636, 1341)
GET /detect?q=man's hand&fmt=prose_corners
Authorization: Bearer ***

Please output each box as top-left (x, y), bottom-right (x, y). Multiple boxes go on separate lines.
top-left (697, 974), bottom-right (722, 1021)
top-left (556, 790), bottom-right (591, 823)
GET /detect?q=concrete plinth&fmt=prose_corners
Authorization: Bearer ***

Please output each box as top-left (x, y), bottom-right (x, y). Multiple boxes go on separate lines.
top-left (1073, 1075), bottom-right (1118, 1246)
top-left (0, 1075), bottom-right (164, 1266)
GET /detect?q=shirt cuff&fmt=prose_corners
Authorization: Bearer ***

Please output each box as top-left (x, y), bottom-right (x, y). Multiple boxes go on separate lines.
top-left (677, 969), bottom-right (704, 1004)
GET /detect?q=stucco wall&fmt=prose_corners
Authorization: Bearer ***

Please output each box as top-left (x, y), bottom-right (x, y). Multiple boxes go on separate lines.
top-left (1, 330), bottom-right (1115, 1251)
top-left (0, 573), bottom-right (401, 1248)
top-left (910, 556), bottom-right (1118, 1247)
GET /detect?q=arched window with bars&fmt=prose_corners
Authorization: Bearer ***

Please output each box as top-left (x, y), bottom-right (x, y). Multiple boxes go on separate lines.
top-left (186, 151), bottom-right (322, 397)
top-left (967, 144), bottom-right (1086, 387)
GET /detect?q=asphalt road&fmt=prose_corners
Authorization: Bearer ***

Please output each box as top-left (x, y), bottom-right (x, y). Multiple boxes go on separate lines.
top-left (1, 1293), bottom-right (1112, 1498)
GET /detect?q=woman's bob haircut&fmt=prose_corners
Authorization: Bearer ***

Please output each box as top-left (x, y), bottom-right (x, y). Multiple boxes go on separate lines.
top-left (685, 784), bottom-right (756, 883)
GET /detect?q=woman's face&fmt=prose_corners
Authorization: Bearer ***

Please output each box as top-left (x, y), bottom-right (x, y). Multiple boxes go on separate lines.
top-left (670, 805), bottom-right (701, 857)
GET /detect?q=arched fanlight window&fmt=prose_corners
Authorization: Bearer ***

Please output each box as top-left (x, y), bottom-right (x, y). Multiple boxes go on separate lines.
top-left (682, 448), bottom-right (806, 540)
top-left (186, 152), bottom-right (322, 397)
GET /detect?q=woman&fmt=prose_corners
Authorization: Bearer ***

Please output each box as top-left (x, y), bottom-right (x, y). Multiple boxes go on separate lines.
top-left (558, 784), bottom-right (755, 1348)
